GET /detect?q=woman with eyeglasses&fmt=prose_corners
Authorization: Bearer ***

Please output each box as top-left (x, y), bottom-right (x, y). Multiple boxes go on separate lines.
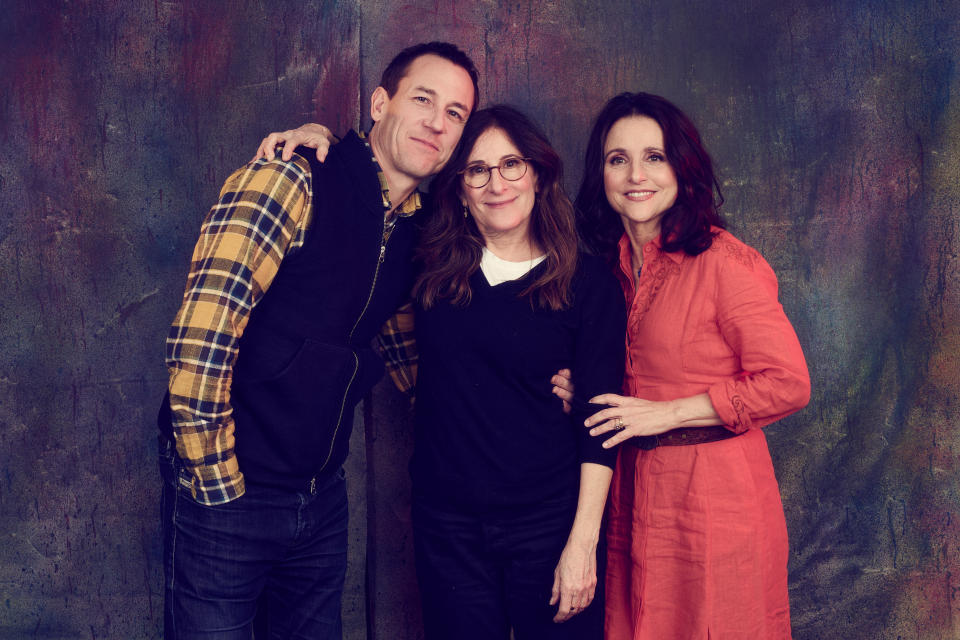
top-left (254, 106), bottom-right (625, 639)
top-left (403, 105), bottom-right (625, 639)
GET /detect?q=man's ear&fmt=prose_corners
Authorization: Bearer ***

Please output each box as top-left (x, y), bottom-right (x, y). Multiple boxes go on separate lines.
top-left (370, 86), bottom-right (389, 123)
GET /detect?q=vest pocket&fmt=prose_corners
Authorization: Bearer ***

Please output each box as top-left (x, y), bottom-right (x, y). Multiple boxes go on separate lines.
top-left (231, 339), bottom-right (359, 479)
top-left (235, 338), bottom-right (356, 414)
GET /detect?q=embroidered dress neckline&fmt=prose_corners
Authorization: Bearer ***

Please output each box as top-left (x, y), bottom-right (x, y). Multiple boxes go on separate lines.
top-left (618, 236), bottom-right (682, 329)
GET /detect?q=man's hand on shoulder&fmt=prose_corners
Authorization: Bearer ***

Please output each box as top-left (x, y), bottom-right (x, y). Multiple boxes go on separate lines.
top-left (252, 123), bottom-right (337, 163)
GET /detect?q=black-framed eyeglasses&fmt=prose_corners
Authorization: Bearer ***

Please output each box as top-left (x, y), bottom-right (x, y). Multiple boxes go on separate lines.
top-left (459, 156), bottom-right (531, 188)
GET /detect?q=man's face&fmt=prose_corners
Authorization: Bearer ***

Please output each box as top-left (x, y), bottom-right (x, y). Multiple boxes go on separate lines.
top-left (369, 54), bottom-right (476, 184)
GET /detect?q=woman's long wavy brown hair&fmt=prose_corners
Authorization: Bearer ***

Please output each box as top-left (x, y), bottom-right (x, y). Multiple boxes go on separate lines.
top-left (414, 105), bottom-right (578, 310)
top-left (575, 92), bottom-right (726, 265)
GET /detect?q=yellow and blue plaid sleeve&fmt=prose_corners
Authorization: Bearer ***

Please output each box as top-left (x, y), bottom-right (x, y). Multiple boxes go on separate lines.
top-left (165, 155), bottom-right (312, 505)
top-left (376, 301), bottom-right (417, 398)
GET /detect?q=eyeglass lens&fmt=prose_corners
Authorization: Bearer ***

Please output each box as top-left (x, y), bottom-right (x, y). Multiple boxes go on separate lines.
top-left (463, 157), bottom-right (527, 188)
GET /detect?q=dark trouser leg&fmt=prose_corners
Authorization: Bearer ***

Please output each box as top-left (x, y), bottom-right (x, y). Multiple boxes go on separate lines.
top-left (161, 448), bottom-right (273, 639)
top-left (412, 494), bottom-right (603, 640)
top-left (160, 440), bottom-right (348, 640)
top-left (498, 497), bottom-right (603, 640)
top-left (258, 470), bottom-right (348, 640)
top-left (412, 499), bottom-right (511, 640)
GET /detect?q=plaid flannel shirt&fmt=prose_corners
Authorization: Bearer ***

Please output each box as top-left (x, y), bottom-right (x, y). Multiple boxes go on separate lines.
top-left (376, 301), bottom-right (418, 397)
top-left (166, 136), bottom-right (420, 505)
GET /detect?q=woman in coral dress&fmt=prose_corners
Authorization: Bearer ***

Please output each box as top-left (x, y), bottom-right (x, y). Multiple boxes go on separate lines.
top-left (572, 92), bottom-right (811, 639)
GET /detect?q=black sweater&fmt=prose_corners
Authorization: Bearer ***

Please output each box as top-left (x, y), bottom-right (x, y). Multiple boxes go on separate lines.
top-left (412, 253), bottom-right (627, 510)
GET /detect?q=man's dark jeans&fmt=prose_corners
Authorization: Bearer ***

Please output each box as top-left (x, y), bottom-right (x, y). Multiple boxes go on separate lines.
top-left (160, 439), bottom-right (348, 640)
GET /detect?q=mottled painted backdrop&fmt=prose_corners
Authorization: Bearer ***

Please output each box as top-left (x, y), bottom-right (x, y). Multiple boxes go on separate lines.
top-left (0, 1), bottom-right (957, 638)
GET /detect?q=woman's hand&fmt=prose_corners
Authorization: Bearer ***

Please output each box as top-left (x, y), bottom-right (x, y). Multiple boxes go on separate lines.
top-left (584, 392), bottom-right (723, 448)
top-left (252, 123), bottom-right (335, 163)
top-left (550, 368), bottom-right (574, 414)
top-left (584, 394), bottom-right (680, 448)
top-left (549, 537), bottom-right (597, 623)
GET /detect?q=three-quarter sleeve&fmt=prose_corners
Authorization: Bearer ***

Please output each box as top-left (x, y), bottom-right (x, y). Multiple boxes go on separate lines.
top-left (571, 259), bottom-right (627, 466)
top-left (706, 246), bottom-right (811, 433)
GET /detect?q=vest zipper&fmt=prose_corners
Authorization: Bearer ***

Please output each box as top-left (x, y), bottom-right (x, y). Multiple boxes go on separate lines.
top-left (317, 219), bottom-right (389, 472)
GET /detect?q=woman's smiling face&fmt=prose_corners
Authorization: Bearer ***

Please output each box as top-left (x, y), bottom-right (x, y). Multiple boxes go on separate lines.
top-left (602, 115), bottom-right (678, 234)
top-left (460, 127), bottom-right (538, 243)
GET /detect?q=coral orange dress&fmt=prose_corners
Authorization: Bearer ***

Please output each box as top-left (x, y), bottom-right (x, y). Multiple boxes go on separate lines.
top-left (604, 230), bottom-right (810, 639)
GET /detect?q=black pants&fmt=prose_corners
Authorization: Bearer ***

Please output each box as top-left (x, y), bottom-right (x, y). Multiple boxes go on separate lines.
top-left (412, 495), bottom-right (604, 640)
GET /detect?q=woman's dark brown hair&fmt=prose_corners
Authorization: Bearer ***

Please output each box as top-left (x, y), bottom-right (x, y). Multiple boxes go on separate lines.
top-left (414, 105), bottom-right (578, 310)
top-left (575, 92), bottom-right (725, 263)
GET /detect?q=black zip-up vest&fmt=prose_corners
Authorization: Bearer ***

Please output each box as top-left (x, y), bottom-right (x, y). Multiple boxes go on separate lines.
top-left (163, 131), bottom-right (421, 491)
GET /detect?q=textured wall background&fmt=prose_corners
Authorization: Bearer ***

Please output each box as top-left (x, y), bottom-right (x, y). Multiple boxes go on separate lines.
top-left (0, 0), bottom-right (957, 638)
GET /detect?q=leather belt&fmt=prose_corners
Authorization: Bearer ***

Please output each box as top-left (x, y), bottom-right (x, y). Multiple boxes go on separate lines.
top-left (627, 425), bottom-right (739, 451)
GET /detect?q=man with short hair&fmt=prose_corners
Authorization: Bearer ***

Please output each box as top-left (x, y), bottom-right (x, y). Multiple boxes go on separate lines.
top-left (158, 42), bottom-right (478, 639)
